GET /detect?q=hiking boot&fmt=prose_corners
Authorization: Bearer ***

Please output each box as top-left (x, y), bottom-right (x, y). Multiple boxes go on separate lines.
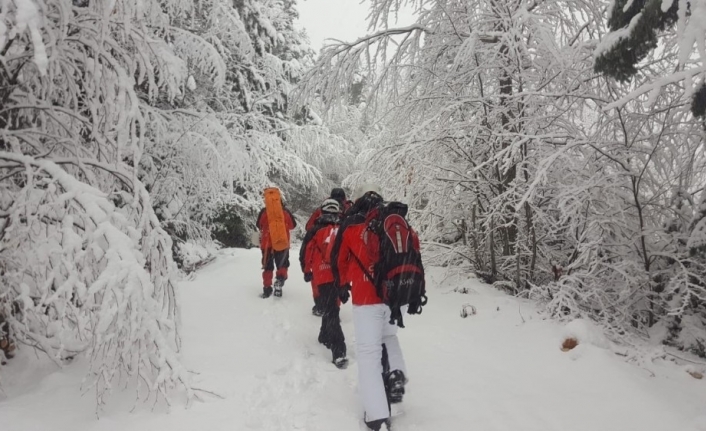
top-left (261, 286), bottom-right (273, 298)
top-left (364, 417), bottom-right (391, 431)
top-left (385, 370), bottom-right (407, 404)
top-left (273, 277), bottom-right (284, 297)
top-left (333, 356), bottom-right (348, 369)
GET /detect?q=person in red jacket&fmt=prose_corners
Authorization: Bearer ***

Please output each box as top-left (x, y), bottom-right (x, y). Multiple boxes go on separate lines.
top-left (305, 188), bottom-right (353, 231)
top-left (256, 199), bottom-right (296, 298)
top-left (331, 183), bottom-right (414, 431)
top-left (305, 188), bottom-right (353, 315)
top-left (299, 199), bottom-right (348, 368)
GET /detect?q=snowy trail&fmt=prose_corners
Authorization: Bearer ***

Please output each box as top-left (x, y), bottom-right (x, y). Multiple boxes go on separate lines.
top-left (2, 247), bottom-right (706, 431)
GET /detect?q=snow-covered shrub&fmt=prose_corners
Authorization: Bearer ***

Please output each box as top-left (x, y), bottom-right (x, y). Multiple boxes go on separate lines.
top-left (175, 241), bottom-right (217, 273)
top-left (0, 0), bottom-right (200, 405)
top-left (562, 319), bottom-right (612, 351)
top-left (210, 205), bottom-right (252, 249)
top-left (0, 153), bottom-right (189, 405)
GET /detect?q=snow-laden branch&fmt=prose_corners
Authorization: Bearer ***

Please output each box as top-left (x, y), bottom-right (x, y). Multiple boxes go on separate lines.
top-left (603, 66), bottom-right (706, 111)
top-left (325, 24), bottom-right (430, 55)
top-left (0, 152), bottom-right (191, 405)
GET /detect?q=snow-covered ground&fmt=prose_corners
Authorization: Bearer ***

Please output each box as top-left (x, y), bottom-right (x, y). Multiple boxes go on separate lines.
top-left (2, 248), bottom-right (706, 431)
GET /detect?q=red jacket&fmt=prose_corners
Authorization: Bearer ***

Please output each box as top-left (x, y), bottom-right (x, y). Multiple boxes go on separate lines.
top-left (331, 212), bottom-right (381, 305)
top-left (299, 214), bottom-right (340, 287)
top-left (256, 206), bottom-right (296, 250)
top-left (332, 209), bottom-right (421, 306)
top-left (305, 200), bottom-right (353, 231)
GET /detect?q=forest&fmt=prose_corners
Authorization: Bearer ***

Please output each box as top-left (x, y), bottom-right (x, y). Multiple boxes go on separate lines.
top-left (1, 0), bottom-right (705, 406)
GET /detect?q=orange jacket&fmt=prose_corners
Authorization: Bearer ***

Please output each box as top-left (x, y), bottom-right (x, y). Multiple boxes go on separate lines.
top-left (256, 206), bottom-right (296, 250)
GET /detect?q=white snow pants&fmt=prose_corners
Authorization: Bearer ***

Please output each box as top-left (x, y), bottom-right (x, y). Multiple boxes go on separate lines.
top-left (352, 304), bottom-right (408, 422)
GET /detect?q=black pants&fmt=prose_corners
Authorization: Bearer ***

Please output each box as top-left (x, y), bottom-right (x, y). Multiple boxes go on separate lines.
top-left (262, 248), bottom-right (290, 271)
top-left (261, 248), bottom-right (290, 286)
top-left (318, 283), bottom-right (346, 360)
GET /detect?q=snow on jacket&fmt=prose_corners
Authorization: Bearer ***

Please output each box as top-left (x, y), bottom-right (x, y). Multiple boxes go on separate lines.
top-left (299, 214), bottom-right (340, 287)
top-left (256, 206), bottom-right (296, 250)
top-left (305, 200), bottom-right (353, 231)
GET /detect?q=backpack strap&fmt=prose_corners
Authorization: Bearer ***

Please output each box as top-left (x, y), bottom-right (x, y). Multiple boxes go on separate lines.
top-left (390, 307), bottom-right (404, 328)
top-left (349, 250), bottom-right (377, 289)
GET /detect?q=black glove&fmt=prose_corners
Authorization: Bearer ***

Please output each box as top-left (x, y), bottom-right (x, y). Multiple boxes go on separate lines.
top-left (304, 272), bottom-right (313, 282)
top-left (339, 285), bottom-right (350, 304)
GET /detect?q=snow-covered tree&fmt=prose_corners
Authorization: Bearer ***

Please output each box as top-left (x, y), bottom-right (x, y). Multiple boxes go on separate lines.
top-left (299, 0), bottom-right (706, 354)
top-left (0, 0), bottom-right (199, 404)
top-left (139, 0), bottom-right (345, 241)
top-left (594, 0), bottom-right (706, 118)
top-left (0, 0), bottom-right (355, 405)
top-left (300, 0), bottom-right (602, 284)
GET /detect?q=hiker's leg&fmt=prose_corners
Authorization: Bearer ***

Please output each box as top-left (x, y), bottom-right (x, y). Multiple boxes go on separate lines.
top-left (274, 249), bottom-right (289, 280)
top-left (317, 284), bottom-right (331, 344)
top-left (261, 248), bottom-right (274, 287)
top-left (320, 284), bottom-right (345, 359)
top-left (353, 304), bottom-right (389, 422)
top-left (312, 282), bottom-right (320, 303)
top-left (381, 306), bottom-right (407, 375)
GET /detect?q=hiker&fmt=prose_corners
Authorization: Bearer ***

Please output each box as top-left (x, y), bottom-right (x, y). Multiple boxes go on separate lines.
top-left (0, 311), bottom-right (16, 365)
top-left (256, 187), bottom-right (296, 298)
top-left (305, 188), bottom-right (352, 231)
top-left (331, 183), bottom-right (426, 431)
top-left (299, 199), bottom-right (348, 368)
top-left (305, 188), bottom-right (353, 315)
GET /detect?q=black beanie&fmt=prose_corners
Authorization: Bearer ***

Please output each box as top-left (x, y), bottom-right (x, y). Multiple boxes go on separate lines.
top-left (330, 188), bottom-right (346, 203)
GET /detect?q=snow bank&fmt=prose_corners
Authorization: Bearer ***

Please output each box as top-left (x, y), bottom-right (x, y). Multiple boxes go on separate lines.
top-left (176, 241), bottom-right (217, 272)
top-left (562, 318), bottom-right (612, 350)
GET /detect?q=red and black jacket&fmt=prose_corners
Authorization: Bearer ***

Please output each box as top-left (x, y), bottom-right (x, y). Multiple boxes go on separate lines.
top-left (299, 214), bottom-right (340, 287)
top-left (330, 210), bottom-right (382, 306)
top-left (305, 200), bottom-right (352, 231)
top-left (331, 205), bottom-right (421, 306)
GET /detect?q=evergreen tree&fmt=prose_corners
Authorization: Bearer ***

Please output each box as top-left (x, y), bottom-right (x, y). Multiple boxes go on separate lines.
top-left (594, 0), bottom-right (679, 81)
top-left (594, 0), bottom-right (706, 117)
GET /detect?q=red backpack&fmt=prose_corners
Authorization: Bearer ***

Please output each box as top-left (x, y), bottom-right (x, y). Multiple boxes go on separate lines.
top-left (354, 201), bottom-right (427, 327)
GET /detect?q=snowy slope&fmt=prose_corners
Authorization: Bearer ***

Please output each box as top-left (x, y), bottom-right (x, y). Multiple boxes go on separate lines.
top-left (2, 248), bottom-right (706, 431)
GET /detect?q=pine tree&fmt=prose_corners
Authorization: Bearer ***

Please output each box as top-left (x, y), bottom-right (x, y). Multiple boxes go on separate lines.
top-left (594, 0), bottom-right (679, 81)
top-left (594, 0), bottom-right (706, 118)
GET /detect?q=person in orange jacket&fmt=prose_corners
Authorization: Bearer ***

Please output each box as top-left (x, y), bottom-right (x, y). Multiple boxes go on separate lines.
top-left (299, 199), bottom-right (348, 368)
top-left (256, 198), bottom-right (296, 298)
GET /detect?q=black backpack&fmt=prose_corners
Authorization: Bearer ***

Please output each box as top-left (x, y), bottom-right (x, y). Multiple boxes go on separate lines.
top-left (355, 201), bottom-right (428, 327)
